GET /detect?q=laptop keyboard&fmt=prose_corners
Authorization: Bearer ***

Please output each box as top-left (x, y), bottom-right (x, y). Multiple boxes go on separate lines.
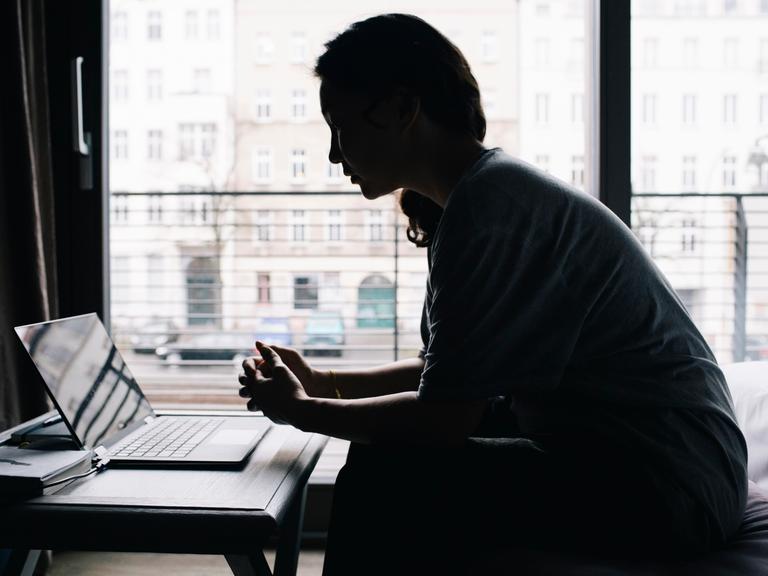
top-left (111, 417), bottom-right (223, 459)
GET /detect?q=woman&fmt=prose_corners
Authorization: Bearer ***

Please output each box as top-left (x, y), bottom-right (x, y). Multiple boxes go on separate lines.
top-left (239, 13), bottom-right (747, 575)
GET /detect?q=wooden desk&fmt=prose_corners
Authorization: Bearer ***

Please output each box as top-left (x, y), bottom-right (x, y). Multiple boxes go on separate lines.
top-left (0, 411), bottom-right (328, 576)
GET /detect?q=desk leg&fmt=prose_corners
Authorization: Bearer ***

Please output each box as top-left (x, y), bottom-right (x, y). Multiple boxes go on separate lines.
top-left (273, 485), bottom-right (307, 576)
top-left (225, 552), bottom-right (272, 576)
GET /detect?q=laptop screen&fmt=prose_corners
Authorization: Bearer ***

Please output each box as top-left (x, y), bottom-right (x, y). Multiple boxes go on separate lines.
top-left (15, 313), bottom-right (153, 449)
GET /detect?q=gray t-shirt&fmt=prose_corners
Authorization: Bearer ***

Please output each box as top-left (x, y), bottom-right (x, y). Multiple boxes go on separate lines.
top-left (417, 148), bottom-right (747, 537)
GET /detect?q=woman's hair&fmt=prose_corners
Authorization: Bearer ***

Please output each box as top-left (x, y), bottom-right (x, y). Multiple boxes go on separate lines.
top-left (314, 13), bottom-right (486, 247)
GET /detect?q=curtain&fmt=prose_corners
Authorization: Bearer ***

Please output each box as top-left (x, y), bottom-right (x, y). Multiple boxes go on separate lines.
top-left (0, 0), bottom-right (58, 431)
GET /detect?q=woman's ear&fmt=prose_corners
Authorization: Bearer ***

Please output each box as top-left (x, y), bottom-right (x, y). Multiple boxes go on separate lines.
top-left (394, 87), bottom-right (421, 132)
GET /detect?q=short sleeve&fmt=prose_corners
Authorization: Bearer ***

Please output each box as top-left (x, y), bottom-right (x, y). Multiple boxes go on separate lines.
top-left (417, 228), bottom-right (588, 402)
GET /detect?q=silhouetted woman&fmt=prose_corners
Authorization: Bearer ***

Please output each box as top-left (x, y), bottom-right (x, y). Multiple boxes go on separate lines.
top-left (239, 13), bottom-right (747, 575)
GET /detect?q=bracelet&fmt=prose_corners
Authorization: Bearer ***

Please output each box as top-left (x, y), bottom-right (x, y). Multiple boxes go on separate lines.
top-left (329, 369), bottom-right (341, 399)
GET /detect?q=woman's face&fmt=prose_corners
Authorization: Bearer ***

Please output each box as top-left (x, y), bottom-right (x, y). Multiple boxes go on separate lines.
top-left (319, 80), bottom-right (407, 200)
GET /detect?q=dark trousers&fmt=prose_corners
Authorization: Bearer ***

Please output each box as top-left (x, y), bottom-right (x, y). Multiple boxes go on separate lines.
top-left (322, 438), bottom-right (707, 576)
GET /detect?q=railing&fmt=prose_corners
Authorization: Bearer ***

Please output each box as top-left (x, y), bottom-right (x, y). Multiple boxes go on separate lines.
top-left (109, 191), bottom-right (768, 409)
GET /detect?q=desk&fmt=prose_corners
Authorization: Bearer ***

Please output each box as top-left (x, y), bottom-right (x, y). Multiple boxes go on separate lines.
top-left (0, 411), bottom-right (328, 576)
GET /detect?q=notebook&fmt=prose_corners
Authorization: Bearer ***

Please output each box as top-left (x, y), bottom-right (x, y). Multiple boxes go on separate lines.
top-left (14, 313), bottom-right (270, 467)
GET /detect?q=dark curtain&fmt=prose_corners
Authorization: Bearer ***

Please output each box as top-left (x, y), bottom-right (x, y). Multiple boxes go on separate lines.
top-left (0, 0), bottom-right (58, 431)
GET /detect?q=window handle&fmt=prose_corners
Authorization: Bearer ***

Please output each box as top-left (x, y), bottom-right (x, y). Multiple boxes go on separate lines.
top-left (71, 57), bottom-right (90, 156)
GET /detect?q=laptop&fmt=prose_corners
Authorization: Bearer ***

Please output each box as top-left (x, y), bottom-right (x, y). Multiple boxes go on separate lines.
top-left (14, 313), bottom-right (270, 467)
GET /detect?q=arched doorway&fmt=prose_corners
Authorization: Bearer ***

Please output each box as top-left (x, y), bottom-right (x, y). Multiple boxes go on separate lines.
top-left (357, 274), bottom-right (395, 329)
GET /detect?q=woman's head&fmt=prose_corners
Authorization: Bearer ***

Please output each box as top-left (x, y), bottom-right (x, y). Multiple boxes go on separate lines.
top-left (315, 13), bottom-right (486, 245)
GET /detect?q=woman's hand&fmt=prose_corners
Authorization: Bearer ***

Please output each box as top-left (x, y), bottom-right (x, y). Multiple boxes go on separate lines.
top-left (254, 344), bottom-right (336, 399)
top-left (239, 341), bottom-right (309, 425)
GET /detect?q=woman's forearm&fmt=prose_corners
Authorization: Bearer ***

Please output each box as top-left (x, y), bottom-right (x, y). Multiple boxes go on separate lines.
top-left (319, 357), bottom-right (425, 399)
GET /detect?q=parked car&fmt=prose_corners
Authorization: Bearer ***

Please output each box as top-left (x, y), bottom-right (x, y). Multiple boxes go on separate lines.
top-left (155, 332), bottom-right (257, 366)
top-left (746, 336), bottom-right (768, 361)
top-left (252, 317), bottom-right (293, 347)
top-left (130, 320), bottom-right (178, 354)
top-left (302, 312), bottom-right (345, 357)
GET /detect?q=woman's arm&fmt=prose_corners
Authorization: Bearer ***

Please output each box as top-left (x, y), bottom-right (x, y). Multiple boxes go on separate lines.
top-left (321, 357), bottom-right (426, 399)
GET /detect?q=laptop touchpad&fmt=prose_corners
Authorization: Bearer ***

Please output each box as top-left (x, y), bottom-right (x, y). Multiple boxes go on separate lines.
top-left (209, 429), bottom-right (259, 445)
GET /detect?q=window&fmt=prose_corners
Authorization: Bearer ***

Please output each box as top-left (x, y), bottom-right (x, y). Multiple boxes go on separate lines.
top-left (112, 69), bottom-right (129, 101)
top-left (147, 130), bottom-right (163, 161)
top-left (682, 37), bottom-right (698, 67)
top-left (255, 34), bottom-right (274, 63)
top-left (570, 155), bottom-right (584, 188)
top-left (642, 37), bottom-right (658, 67)
top-left (254, 211), bottom-right (272, 241)
top-left (291, 32), bottom-right (307, 64)
top-left (251, 147), bottom-right (273, 183)
top-left (723, 38), bottom-right (739, 68)
top-left (207, 10), bottom-right (220, 40)
top-left (147, 69), bottom-right (162, 100)
top-left (193, 68), bottom-right (212, 93)
top-left (480, 31), bottom-right (499, 63)
top-left (177, 123), bottom-right (216, 161)
top-left (294, 275), bottom-right (318, 310)
top-left (642, 93), bottom-right (657, 124)
top-left (327, 210), bottom-right (344, 241)
top-left (534, 38), bottom-right (550, 67)
top-left (723, 94), bottom-right (738, 125)
top-left (291, 89), bottom-right (307, 120)
top-left (147, 194), bottom-right (163, 222)
top-left (178, 124), bottom-right (195, 160)
top-left (113, 130), bottom-right (128, 160)
top-left (200, 124), bottom-right (216, 158)
top-left (366, 210), bottom-right (385, 242)
top-left (257, 273), bottom-right (271, 304)
top-left (483, 89), bottom-right (498, 119)
top-left (682, 93), bottom-right (697, 125)
top-left (535, 154), bottom-right (550, 172)
top-left (254, 89), bottom-right (272, 121)
top-left (682, 155), bottom-right (696, 189)
top-left (290, 210), bottom-right (307, 242)
top-left (640, 155), bottom-right (657, 191)
top-left (290, 149), bottom-right (306, 182)
top-left (681, 219), bottom-right (697, 253)
top-left (147, 11), bottom-right (162, 41)
top-left (571, 93), bottom-right (584, 124)
top-left (722, 155), bottom-right (737, 188)
top-left (535, 93), bottom-right (550, 124)
top-left (569, 38), bottom-right (584, 69)
top-left (185, 10), bottom-right (198, 40)
top-left (112, 11), bottom-right (128, 41)
top-left (112, 196), bottom-right (129, 222)
top-left (326, 161), bottom-right (343, 183)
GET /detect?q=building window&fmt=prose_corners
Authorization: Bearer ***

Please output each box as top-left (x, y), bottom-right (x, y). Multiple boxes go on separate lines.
top-left (761, 93), bottom-right (768, 124)
top-left (147, 69), bottom-right (162, 100)
top-left (535, 93), bottom-right (550, 124)
top-left (326, 161), bottom-right (343, 183)
top-left (290, 149), bottom-right (306, 182)
top-left (642, 37), bottom-right (658, 67)
top-left (535, 154), bottom-right (550, 173)
top-left (113, 69), bottom-right (129, 101)
top-left (177, 123), bottom-right (216, 160)
top-left (642, 93), bottom-right (657, 124)
top-left (257, 273), bottom-right (271, 304)
top-left (327, 210), bottom-right (344, 241)
top-left (207, 10), bottom-right (220, 40)
top-left (112, 195), bottom-right (129, 221)
top-left (147, 11), bottom-right (162, 41)
top-left (681, 219), bottom-right (697, 253)
top-left (252, 148), bottom-right (273, 183)
top-left (186, 257), bottom-right (220, 327)
top-left (178, 124), bottom-right (195, 160)
top-left (113, 130), bottom-right (128, 160)
top-left (534, 38), bottom-right (550, 67)
top-left (293, 275), bottom-right (318, 310)
top-left (254, 210), bottom-right (272, 241)
top-left (193, 68), bottom-right (212, 93)
top-left (723, 38), bottom-right (739, 68)
top-left (200, 124), bottom-right (216, 158)
top-left (185, 10), bottom-right (198, 40)
top-left (569, 38), bottom-right (584, 69)
top-left (147, 130), bottom-right (163, 161)
top-left (357, 275), bottom-right (395, 329)
top-left (682, 37), bottom-right (698, 67)
top-left (570, 155), bottom-right (585, 188)
top-left (483, 89), bottom-right (498, 119)
top-left (291, 89), bottom-right (307, 120)
top-left (255, 89), bottom-right (272, 121)
top-left (571, 93), bottom-right (584, 124)
top-left (255, 34), bottom-right (274, 64)
top-left (367, 210), bottom-right (384, 242)
top-left (112, 11), bottom-right (128, 41)
top-left (723, 94), bottom-right (738, 125)
top-left (640, 155), bottom-right (657, 191)
top-left (290, 210), bottom-right (307, 242)
top-left (682, 94), bottom-right (697, 125)
top-left (682, 155), bottom-right (697, 190)
top-left (480, 31), bottom-right (499, 63)
top-left (722, 155), bottom-right (737, 188)
top-left (147, 194), bottom-right (163, 222)
top-left (291, 32), bottom-right (307, 64)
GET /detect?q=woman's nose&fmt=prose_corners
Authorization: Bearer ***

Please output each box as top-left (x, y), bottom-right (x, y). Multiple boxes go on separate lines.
top-left (328, 133), bottom-right (343, 165)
